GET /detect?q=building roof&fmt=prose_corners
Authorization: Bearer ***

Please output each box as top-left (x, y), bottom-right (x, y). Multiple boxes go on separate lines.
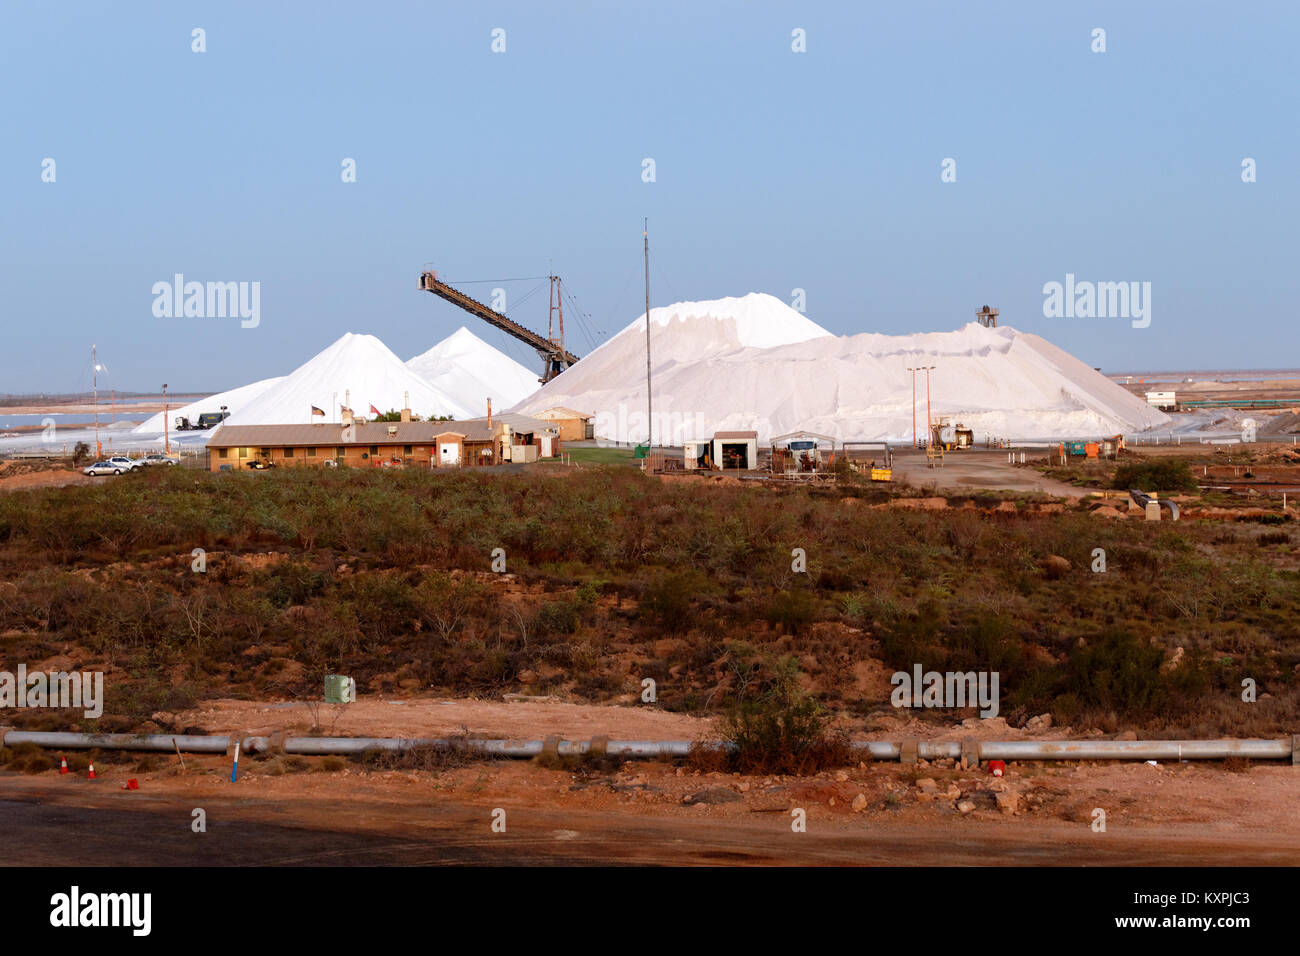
top-left (208, 420), bottom-right (493, 447)
top-left (535, 406), bottom-right (594, 421)
top-left (206, 414), bottom-right (552, 447)
top-left (713, 430), bottom-right (758, 440)
top-left (490, 412), bottom-right (556, 434)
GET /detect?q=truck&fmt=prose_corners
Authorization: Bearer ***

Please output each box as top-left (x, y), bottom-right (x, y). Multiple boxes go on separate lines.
top-left (175, 411), bottom-right (230, 430)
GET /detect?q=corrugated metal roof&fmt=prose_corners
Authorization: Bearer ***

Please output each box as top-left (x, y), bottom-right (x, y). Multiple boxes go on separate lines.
top-left (206, 415), bottom-right (548, 447)
top-left (209, 421), bottom-right (467, 447)
top-left (713, 430), bottom-right (758, 440)
top-left (491, 412), bottom-right (555, 434)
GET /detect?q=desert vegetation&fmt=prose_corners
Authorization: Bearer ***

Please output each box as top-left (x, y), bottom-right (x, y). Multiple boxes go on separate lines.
top-left (0, 465), bottom-right (1296, 739)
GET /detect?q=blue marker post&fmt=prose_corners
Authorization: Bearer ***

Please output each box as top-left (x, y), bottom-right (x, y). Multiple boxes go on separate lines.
top-left (231, 740), bottom-right (240, 783)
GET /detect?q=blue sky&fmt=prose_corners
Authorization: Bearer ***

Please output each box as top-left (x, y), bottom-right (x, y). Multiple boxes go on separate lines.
top-left (3, 1), bottom-right (1297, 393)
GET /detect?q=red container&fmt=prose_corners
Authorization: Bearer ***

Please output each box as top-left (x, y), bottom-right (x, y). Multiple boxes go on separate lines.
top-left (988, 760), bottom-right (1006, 777)
top-left (123, 778), bottom-right (139, 791)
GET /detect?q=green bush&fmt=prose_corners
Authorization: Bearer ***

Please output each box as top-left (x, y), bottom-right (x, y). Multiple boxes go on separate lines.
top-left (722, 657), bottom-right (849, 774)
top-left (640, 570), bottom-right (701, 633)
top-left (1113, 459), bottom-right (1197, 492)
top-left (762, 588), bottom-right (819, 635)
top-left (1064, 630), bottom-right (1175, 712)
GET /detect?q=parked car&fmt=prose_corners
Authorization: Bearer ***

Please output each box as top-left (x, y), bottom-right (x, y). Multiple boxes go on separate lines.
top-left (141, 454), bottom-right (181, 466)
top-left (107, 456), bottom-right (144, 471)
top-left (83, 461), bottom-right (125, 476)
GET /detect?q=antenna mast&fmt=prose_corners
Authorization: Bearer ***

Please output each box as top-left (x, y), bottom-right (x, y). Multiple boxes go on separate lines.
top-left (548, 274), bottom-right (566, 357)
top-left (644, 219), bottom-right (652, 453)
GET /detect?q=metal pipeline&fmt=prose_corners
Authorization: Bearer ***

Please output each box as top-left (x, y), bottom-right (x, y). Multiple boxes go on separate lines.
top-left (2, 729), bottom-right (1295, 763)
top-left (1, 731), bottom-right (235, 753)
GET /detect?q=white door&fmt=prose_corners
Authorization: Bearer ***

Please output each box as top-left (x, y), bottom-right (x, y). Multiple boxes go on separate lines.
top-left (439, 443), bottom-right (460, 465)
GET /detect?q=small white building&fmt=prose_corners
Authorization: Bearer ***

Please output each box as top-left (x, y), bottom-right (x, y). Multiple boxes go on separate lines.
top-left (1145, 390), bottom-right (1177, 411)
top-left (682, 439), bottom-right (713, 470)
top-left (711, 430), bottom-right (758, 471)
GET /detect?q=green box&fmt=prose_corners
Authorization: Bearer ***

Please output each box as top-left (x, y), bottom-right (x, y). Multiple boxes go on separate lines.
top-left (324, 674), bottom-right (354, 704)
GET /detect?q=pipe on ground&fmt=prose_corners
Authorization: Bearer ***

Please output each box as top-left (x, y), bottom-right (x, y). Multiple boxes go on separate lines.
top-left (2, 729), bottom-right (1295, 763)
top-left (1, 731), bottom-right (234, 753)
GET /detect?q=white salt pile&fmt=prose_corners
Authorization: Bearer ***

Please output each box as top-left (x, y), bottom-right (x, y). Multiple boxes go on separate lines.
top-left (513, 292), bottom-right (1171, 443)
top-left (406, 326), bottom-right (540, 414)
top-left (223, 332), bottom-right (474, 426)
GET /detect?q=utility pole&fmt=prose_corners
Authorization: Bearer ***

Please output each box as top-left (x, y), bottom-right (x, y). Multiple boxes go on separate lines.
top-left (923, 365), bottom-right (936, 444)
top-left (162, 383), bottom-right (169, 455)
top-left (906, 366), bottom-right (918, 447)
top-left (644, 218), bottom-right (652, 454)
top-left (92, 344), bottom-right (101, 458)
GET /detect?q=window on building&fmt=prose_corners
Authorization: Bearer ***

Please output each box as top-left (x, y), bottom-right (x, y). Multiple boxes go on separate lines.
top-left (403, 445), bottom-right (412, 455)
top-left (283, 447), bottom-right (294, 458)
top-left (306, 447), bottom-right (316, 457)
top-left (238, 447), bottom-right (249, 459)
top-left (369, 445), bottom-right (378, 455)
top-left (218, 448), bottom-right (228, 459)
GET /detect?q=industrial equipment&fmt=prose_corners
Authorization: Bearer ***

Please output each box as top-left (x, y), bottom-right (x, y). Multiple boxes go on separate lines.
top-left (419, 270), bottom-right (582, 384)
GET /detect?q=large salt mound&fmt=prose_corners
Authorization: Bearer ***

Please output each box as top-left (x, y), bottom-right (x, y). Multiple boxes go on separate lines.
top-left (132, 376), bottom-right (284, 435)
top-left (225, 332), bottom-right (474, 426)
top-left (511, 291), bottom-right (831, 425)
top-left (515, 295), bottom-right (1170, 443)
top-left (407, 326), bottom-right (540, 415)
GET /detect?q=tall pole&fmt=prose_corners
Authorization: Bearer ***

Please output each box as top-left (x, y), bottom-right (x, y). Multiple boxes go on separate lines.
top-left (924, 365), bottom-right (936, 445)
top-left (163, 383), bottom-right (170, 455)
top-left (644, 218), bottom-right (652, 454)
top-left (906, 366), bottom-right (917, 447)
top-left (92, 344), bottom-right (101, 458)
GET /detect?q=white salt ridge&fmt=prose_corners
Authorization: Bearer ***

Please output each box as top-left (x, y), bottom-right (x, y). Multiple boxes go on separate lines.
top-left (224, 332), bottom-right (474, 426)
top-left (132, 376), bottom-right (284, 435)
top-left (515, 293), bottom-right (1171, 444)
top-left (406, 326), bottom-right (540, 415)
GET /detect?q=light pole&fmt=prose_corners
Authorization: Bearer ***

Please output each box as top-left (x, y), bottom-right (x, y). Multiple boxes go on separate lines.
top-left (162, 384), bottom-right (169, 455)
top-left (905, 367), bottom-right (919, 447)
top-left (923, 365), bottom-right (936, 446)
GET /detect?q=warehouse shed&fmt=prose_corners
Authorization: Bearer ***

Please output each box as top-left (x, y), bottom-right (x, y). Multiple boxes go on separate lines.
top-left (711, 430), bottom-right (758, 471)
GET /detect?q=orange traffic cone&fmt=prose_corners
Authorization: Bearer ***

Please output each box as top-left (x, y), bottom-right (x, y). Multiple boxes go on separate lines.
top-left (60, 756), bottom-right (69, 775)
top-left (87, 762), bottom-right (96, 780)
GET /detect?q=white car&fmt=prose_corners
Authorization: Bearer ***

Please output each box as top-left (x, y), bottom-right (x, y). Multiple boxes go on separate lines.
top-left (141, 454), bottom-right (181, 466)
top-left (107, 456), bottom-right (144, 471)
top-left (83, 461), bottom-right (126, 476)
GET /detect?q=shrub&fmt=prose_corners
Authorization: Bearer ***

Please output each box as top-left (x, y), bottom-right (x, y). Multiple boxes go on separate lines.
top-left (1113, 459), bottom-right (1197, 492)
top-left (762, 588), bottom-right (818, 636)
top-left (640, 570), bottom-right (701, 633)
top-left (1064, 630), bottom-right (1172, 713)
top-left (723, 691), bottom-right (850, 775)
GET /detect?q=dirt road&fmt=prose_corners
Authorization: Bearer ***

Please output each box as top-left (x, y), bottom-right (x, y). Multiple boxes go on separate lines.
top-left (4, 780), bottom-right (1297, 866)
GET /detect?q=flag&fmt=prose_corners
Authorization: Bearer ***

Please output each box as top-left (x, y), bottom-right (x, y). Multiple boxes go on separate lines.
top-left (311, 405), bottom-right (325, 417)
top-left (369, 404), bottom-right (381, 416)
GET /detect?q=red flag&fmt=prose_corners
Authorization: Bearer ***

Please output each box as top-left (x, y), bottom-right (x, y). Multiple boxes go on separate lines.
top-left (369, 404), bottom-right (380, 416)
